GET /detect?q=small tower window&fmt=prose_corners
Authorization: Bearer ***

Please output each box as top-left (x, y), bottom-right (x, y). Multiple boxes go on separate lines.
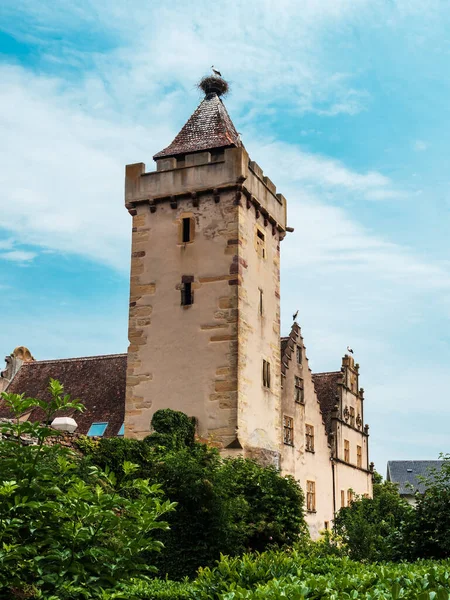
top-left (259, 288), bottom-right (263, 316)
top-left (180, 216), bottom-right (195, 244)
top-left (255, 228), bottom-right (266, 258)
top-left (357, 445), bottom-right (362, 468)
top-left (296, 345), bottom-right (302, 364)
top-left (181, 276), bottom-right (194, 306)
top-left (262, 359), bottom-right (271, 388)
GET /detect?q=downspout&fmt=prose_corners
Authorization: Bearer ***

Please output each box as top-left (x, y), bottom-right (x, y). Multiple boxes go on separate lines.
top-left (331, 458), bottom-right (337, 519)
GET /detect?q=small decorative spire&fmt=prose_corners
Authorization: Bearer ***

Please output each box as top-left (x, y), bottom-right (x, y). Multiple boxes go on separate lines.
top-left (198, 75), bottom-right (229, 97)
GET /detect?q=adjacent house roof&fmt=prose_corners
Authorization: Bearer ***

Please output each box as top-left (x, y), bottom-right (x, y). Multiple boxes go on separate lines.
top-left (0, 354), bottom-right (127, 437)
top-left (312, 371), bottom-right (342, 434)
top-left (153, 92), bottom-right (241, 159)
top-left (386, 460), bottom-right (444, 495)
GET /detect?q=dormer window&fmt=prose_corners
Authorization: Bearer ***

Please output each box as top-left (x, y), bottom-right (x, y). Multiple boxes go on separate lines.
top-left (87, 422), bottom-right (108, 437)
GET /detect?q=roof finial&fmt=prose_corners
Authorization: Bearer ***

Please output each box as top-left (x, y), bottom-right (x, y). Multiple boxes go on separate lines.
top-left (198, 73), bottom-right (230, 98)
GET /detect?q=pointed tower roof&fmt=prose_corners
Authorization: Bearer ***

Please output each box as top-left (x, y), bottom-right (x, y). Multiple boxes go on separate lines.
top-left (153, 76), bottom-right (241, 160)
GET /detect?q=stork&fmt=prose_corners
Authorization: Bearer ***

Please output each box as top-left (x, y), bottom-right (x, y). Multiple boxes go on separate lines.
top-left (347, 346), bottom-right (354, 354)
top-left (211, 65), bottom-right (222, 77)
top-left (293, 310), bottom-right (299, 321)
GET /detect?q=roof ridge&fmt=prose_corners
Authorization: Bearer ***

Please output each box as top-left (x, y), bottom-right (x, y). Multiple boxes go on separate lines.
top-left (22, 353), bottom-right (127, 365)
top-left (312, 371), bottom-right (341, 377)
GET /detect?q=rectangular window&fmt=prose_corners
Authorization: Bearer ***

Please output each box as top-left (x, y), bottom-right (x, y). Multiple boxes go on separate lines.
top-left (295, 376), bottom-right (304, 403)
top-left (182, 217), bottom-right (191, 243)
top-left (296, 345), bottom-right (302, 364)
top-left (259, 288), bottom-right (263, 316)
top-left (344, 439), bottom-right (350, 462)
top-left (256, 228), bottom-right (266, 258)
top-left (263, 359), bottom-right (271, 388)
top-left (350, 406), bottom-right (355, 427)
top-left (357, 445), bottom-right (362, 468)
top-left (117, 423), bottom-right (125, 437)
top-left (181, 279), bottom-right (193, 306)
top-left (341, 489), bottom-right (345, 508)
top-left (87, 422), bottom-right (108, 437)
top-left (324, 521), bottom-right (330, 530)
top-left (306, 480), bottom-right (316, 512)
top-left (283, 415), bottom-right (294, 446)
top-left (347, 489), bottom-right (354, 505)
top-left (305, 424), bottom-right (314, 452)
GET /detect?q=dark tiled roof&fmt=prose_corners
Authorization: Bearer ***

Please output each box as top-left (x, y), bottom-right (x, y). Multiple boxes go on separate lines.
top-left (386, 460), bottom-right (444, 495)
top-left (154, 92), bottom-right (241, 159)
top-left (312, 371), bottom-right (342, 434)
top-left (0, 354), bottom-right (126, 437)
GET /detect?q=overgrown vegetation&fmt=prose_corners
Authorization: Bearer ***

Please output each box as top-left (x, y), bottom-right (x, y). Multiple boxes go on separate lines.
top-left (0, 382), bottom-right (174, 599)
top-left (79, 408), bottom-right (307, 579)
top-left (1, 381), bottom-right (450, 599)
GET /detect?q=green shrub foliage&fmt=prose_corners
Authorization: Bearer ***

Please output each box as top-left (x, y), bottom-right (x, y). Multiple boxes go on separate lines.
top-left (333, 478), bottom-right (413, 561)
top-left (0, 381), bottom-right (174, 599)
top-left (408, 454), bottom-right (450, 559)
top-left (81, 408), bottom-right (307, 579)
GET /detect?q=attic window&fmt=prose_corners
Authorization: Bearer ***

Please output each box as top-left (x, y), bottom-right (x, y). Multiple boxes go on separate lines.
top-left (118, 423), bottom-right (125, 437)
top-left (87, 422), bottom-right (108, 437)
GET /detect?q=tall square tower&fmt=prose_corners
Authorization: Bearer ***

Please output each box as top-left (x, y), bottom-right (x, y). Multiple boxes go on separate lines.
top-left (124, 77), bottom-right (287, 464)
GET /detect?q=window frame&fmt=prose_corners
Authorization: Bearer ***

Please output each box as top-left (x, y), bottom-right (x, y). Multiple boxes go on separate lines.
top-left (357, 444), bottom-right (362, 468)
top-left (341, 489), bottom-right (345, 508)
top-left (295, 376), bottom-right (304, 403)
top-left (283, 415), bottom-right (294, 446)
top-left (305, 423), bottom-right (315, 452)
top-left (306, 480), bottom-right (316, 512)
top-left (344, 439), bottom-right (350, 462)
top-left (255, 227), bottom-right (266, 259)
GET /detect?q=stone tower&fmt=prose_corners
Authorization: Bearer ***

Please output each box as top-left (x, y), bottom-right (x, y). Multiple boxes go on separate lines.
top-left (124, 76), bottom-right (287, 463)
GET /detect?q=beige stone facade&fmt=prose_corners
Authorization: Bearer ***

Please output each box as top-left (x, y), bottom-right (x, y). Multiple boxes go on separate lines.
top-left (123, 78), bottom-right (373, 534)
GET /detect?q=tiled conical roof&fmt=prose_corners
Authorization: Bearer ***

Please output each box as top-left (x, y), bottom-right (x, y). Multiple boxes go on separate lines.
top-left (153, 91), bottom-right (241, 159)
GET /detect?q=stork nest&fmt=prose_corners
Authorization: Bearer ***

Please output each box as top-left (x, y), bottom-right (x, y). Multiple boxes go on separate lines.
top-left (198, 75), bottom-right (229, 97)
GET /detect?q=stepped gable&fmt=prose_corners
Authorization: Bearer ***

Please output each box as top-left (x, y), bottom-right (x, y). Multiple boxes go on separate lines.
top-left (280, 322), bottom-right (301, 376)
top-left (312, 371), bottom-right (342, 434)
top-left (0, 354), bottom-right (127, 437)
top-left (154, 80), bottom-right (241, 159)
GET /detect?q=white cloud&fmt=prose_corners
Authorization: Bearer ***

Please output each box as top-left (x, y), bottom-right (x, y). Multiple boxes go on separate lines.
top-left (0, 250), bottom-right (36, 262)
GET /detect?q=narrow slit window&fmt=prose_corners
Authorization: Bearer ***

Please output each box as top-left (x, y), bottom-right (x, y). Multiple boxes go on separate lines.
top-left (263, 359), bottom-right (271, 388)
top-left (259, 288), bottom-right (263, 316)
top-left (182, 218), bottom-right (191, 242)
top-left (87, 422), bottom-right (108, 437)
top-left (181, 281), bottom-right (193, 306)
top-left (296, 345), bottom-right (302, 364)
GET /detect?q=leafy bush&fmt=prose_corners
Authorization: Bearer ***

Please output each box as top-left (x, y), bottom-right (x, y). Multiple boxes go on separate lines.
top-left (408, 454), bottom-right (450, 559)
top-left (333, 478), bottom-right (413, 561)
top-left (193, 550), bottom-right (450, 600)
top-left (0, 381), bottom-right (174, 599)
top-left (81, 409), bottom-right (308, 579)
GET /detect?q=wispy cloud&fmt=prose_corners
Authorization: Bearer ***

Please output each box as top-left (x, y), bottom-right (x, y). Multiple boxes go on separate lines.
top-left (0, 250), bottom-right (36, 262)
top-left (413, 140), bottom-right (429, 151)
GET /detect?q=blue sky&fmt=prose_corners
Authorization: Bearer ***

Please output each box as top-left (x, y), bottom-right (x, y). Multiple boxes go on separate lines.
top-left (1, 0), bottom-right (450, 471)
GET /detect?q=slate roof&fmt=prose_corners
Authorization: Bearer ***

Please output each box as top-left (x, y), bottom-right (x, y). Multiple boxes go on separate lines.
top-left (0, 354), bottom-right (127, 437)
top-left (386, 460), bottom-right (444, 495)
top-left (154, 92), bottom-right (241, 159)
top-left (312, 371), bottom-right (342, 434)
